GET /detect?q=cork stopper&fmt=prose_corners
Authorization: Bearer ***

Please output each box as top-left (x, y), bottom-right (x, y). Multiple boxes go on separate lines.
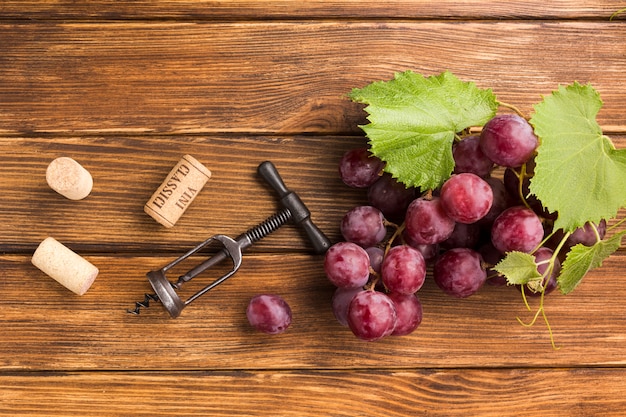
top-left (46, 157), bottom-right (93, 200)
top-left (144, 154), bottom-right (212, 228)
top-left (31, 237), bottom-right (99, 296)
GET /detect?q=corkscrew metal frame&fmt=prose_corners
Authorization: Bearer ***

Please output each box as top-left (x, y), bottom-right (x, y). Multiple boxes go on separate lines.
top-left (128, 161), bottom-right (332, 318)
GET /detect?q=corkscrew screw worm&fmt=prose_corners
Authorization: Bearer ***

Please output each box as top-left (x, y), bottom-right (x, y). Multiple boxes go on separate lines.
top-left (127, 161), bottom-right (332, 318)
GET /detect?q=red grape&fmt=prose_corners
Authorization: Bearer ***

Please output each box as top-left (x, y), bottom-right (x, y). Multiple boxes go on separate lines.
top-left (246, 294), bottom-right (292, 335)
top-left (331, 287), bottom-right (364, 327)
top-left (338, 147), bottom-right (385, 188)
top-left (479, 114), bottom-right (538, 167)
top-left (365, 246), bottom-right (385, 273)
top-left (491, 206), bottom-right (544, 254)
top-left (453, 135), bottom-right (494, 177)
top-left (441, 222), bottom-right (481, 250)
top-left (367, 173), bottom-right (416, 220)
top-left (388, 292), bottom-right (423, 336)
top-left (478, 177), bottom-right (512, 226)
top-left (440, 173), bottom-right (493, 224)
top-left (566, 220), bottom-right (607, 247)
top-left (433, 248), bottom-right (487, 298)
top-left (347, 291), bottom-right (397, 341)
top-left (381, 245), bottom-right (426, 295)
top-left (478, 242), bottom-right (507, 286)
top-left (405, 197), bottom-right (455, 245)
top-left (340, 205), bottom-right (387, 247)
top-left (324, 242), bottom-right (371, 289)
top-left (403, 233), bottom-right (440, 262)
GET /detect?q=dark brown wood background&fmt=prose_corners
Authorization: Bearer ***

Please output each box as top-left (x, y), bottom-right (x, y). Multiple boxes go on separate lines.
top-left (1, 2), bottom-right (625, 415)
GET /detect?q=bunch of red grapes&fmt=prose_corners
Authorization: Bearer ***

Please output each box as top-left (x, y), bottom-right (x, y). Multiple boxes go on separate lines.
top-left (325, 114), bottom-right (605, 341)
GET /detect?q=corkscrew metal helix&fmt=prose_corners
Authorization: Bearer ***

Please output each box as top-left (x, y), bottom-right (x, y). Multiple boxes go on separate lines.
top-left (127, 161), bottom-right (332, 318)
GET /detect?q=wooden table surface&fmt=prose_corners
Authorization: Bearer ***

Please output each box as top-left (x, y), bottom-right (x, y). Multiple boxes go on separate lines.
top-left (1, 2), bottom-right (626, 416)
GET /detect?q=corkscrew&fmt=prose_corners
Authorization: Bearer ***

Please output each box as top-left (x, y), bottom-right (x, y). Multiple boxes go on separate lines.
top-left (127, 161), bottom-right (332, 318)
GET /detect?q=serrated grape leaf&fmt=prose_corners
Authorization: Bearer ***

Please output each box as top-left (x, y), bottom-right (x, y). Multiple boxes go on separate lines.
top-left (529, 82), bottom-right (626, 232)
top-left (558, 231), bottom-right (626, 294)
top-left (349, 70), bottom-right (498, 189)
top-left (493, 251), bottom-right (543, 286)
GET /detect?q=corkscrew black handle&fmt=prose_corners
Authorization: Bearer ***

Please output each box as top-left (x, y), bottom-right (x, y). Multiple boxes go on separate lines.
top-left (128, 161), bottom-right (332, 318)
top-left (257, 161), bottom-right (331, 254)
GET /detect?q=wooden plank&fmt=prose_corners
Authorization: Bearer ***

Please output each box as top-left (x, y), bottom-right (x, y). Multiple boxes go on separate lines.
top-left (2, 135), bottom-right (625, 252)
top-left (0, 1), bottom-right (624, 20)
top-left (0, 135), bottom-right (367, 252)
top-left (1, 368), bottom-right (626, 416)
top-left (1, 21), bottom-right (625, 136)
top-left (1, 2), bottom-right (624, 416)
top-left (1, 251), bottom-right (625, 370)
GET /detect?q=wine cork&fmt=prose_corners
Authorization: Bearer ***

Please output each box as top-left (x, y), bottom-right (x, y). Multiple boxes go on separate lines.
top-left (144, 154), bottom-right (212, 228)
top-left (46, 157), bottom-right (93, 200)
top-left (31, 237), bottom-right (99, 296)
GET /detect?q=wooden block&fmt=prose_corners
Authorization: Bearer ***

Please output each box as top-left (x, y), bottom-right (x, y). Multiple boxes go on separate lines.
top-left (46, 157), bottom-right (93, 200)
top-left (31, 237), bottom-right (99, 295)
top-left (144, 154), bottom-right (212, 228)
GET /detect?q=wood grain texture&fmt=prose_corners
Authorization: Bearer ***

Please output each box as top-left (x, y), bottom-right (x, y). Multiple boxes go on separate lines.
top-left (0, 135), bottom-right (368, 253)
top-left (1, 135), bottom-right (624, 252)
top-left (1, 369), bottom-right (625, 416)
top-left (1, 21), bottom-right (625, 136)
top-left (1, 251), bottom-right (625, 370)
top-left (2, 2), bottom-right (626, 416)
top-left (0, 0), bottom-right (624, 20)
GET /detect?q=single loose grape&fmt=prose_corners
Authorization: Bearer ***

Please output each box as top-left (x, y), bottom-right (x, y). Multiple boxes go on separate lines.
top-left (246, 294), bottom-right (292, 335)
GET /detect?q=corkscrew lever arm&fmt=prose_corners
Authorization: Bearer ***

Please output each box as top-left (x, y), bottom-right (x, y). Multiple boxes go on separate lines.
top-left (175, 160), bottom-right (332, 287)
top-left (129, 161), bottom-right (331, 318)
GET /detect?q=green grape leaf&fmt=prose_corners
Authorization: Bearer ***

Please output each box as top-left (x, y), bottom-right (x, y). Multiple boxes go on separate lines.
top-left (558, 231), bottom-right (626, 294)
top-left (493, 251), bottom-right (543, 286)
top-left (529, 82), bottom-right (626, 232)
top-left (348, 70), bottom-right (498, 189)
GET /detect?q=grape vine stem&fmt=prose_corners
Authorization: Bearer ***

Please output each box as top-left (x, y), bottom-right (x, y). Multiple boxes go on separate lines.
top-left (497, 101), bottom-right (526, 119)
top-left (607, 217), bottom-right (626, 233)
top-left (516, 241), bottom-right (563, 350)
top-left (610, 7), bottom-right (626, 20)
top-left (517, 290), bottom-right (560, 350)
top-left (384, 220), bottom-right (403, 255)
